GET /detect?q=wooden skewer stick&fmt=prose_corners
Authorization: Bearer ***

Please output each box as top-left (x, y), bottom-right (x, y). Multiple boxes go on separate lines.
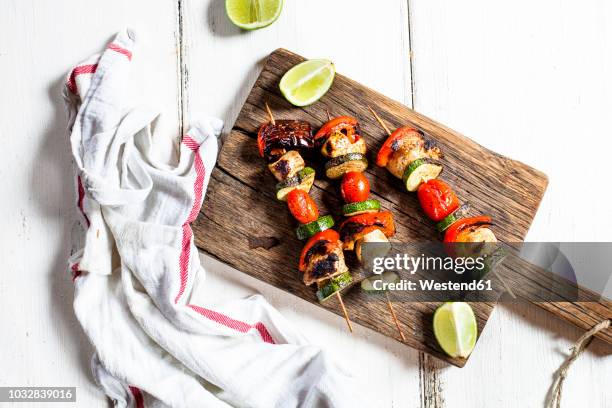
top-left (322, 106), bottom-right (401, 337)
top-left (493, 269), bottom-right (516, 299)
top-left (264, 102), bottom-right (353, 333)
top-left (265, 102), bottom-right (276, 125)
top-left (366, 106), bottom-right (408, 340)
top-left (335, 291), bottom-right (353, 333)
top-left (385, 292), bottom-right (406, 341)
top-left (368, 106), bottom-right (392, 136)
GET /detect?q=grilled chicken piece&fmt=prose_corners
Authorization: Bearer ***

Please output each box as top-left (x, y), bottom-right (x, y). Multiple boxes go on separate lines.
top-left (320, 131), bottom-right (367, 158)
top-left (258, 120), bottom-right (314, 163)
top-left (386, 130), bottom-right (442, 179)
top-left (454, 226), bottom-right (498, 258)
top-left (355, 229), bottom-right (390, 262)
top-left (267, 150), bottom-right (305, 181)
top-left (456, 227), bottom-right (497, 243)
top-left (302, 239), bottom-right (348, 285)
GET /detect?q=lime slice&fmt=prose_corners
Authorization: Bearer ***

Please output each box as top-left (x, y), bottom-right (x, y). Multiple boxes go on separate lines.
top-left (361, 272), bottom-right (400, 293)
top-left (433, 302), bottom-right (478, 358)
top-left (225, 0), bottom-right (284, 30)
top-left (279, 59), bottom-right (335, 106)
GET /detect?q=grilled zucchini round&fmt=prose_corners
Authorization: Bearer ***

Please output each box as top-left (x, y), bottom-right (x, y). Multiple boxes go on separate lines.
top-left (275, 167), bottom-right (315, 201)
top-left (325, 153), bottom-right (368, 179)
top-left (402, 158), bottom-right (443, 192)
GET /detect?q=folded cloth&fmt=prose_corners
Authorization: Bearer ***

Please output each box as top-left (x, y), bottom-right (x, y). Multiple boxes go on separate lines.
top-left (64, 30), bottom-right (368, 408)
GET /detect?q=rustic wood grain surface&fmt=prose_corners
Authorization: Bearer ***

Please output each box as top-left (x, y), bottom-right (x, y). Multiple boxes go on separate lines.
top-left (192, 48), bottom-right (548, 367)
top-left (496, 255), bottom-right (612, 344)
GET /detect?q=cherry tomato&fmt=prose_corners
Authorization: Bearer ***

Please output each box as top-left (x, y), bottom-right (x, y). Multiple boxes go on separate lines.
top-left (417, 179), bottom-right (459, 222)
top-left (287, 189), bottom-right (319, 224)
top-left (314, 116), bottom-right (360, 144)
top-left (341, 171), bottom-right (370, 203)
top-left (376, 126), bottom-right (418, 167)
top-left (299, 229), bottom-right (339, 272)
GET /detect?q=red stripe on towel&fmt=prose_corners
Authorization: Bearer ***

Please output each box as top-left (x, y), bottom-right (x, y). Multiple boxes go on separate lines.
top-left (66, 64), bottom-right (98, 95)
top-left (77, 175), bottom-right (90, 227)
top-left (71, 263), bottom-right (81, 282)
top-left (182, 136), bottom-right (200, 152)
top-left (174, 135), bottom-right (206, 304)
top-left (129, 386), bottom-right (144, 408)
top-left (184, 136), bottom-right (205, 223)
top-left (175, 223), bottom-right (193, 304)
top-left (108, 43), bottom-right (133, 60)
top-left (187, 305), bottom-right (276, 344)
top-left (175, 136), bottom-right (275, 344)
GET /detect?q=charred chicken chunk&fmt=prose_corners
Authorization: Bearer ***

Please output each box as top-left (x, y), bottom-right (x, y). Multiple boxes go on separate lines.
top-left (315, 116), bottom-right (366, 159)
top-left (455, 226), bottom-right (497, 243)
top-left (302, 239), bottom-right (348, 286)
top-left (267, 150), bottom-right (305, 181)
top-left (321, 131), bottom-right (367, 158)
top-left (386, 130), bottom-right (442, 178)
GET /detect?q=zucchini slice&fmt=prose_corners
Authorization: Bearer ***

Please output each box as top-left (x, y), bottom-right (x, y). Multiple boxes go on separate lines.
top-left (436, 213), bottom-right (458, 233)
top-left (360, 272), bottom-right (400, 293)
top-left (298, 166), bottom-right (315, 178)
top-left (435, 203), bottom-right (471, 232)
top-left (324, 153), bottom-right (368, 179)
top-left (296, 214), bottom-right (335, 240)
top-left (316, 272), bottom-right (353, 302)
top-left (342, 199), bottom-right (381, 216)
top-left (402, 158), bottom-right (443, 192)
top-left (275, 167), bottom-right (315, 201)
top-left (355, 228), bottom-right (390, 262)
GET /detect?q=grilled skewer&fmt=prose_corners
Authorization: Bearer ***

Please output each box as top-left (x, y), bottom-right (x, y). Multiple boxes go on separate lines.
top-left (259, 103), bottom-right (354, 332)
top-left (368, 106), bottom-right (497, 242)
top-left (316, 114), bottom-right (406, 341)
top-left (368, 107), bottom-right (510, 299)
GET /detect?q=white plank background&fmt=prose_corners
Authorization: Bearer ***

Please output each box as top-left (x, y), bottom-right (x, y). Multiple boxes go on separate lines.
top-left (0, 0), bottom-right (610, 407)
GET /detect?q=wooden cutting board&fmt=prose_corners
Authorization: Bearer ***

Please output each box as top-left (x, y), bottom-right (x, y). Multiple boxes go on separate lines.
top-left (192, 49), bottom-right (550, 367)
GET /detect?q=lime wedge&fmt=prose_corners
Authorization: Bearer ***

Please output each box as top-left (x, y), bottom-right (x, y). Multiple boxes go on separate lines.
top-left (361, 272), bottom-right (400, 293)
top-left (279, 59), bottom-right (335, 107)
top-left (433, 302), bottom-right (478, 358)
top-left (225, 0), bottom-right (284, 30)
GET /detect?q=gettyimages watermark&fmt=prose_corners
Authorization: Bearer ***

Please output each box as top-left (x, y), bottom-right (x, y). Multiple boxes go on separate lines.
top-left (370, 252), bottom-right (493, 292)
top-left (352, 242), bottom-right (612, 303)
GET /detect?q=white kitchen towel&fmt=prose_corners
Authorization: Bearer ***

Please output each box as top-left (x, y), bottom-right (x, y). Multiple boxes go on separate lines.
top-left (64, 30), bottom-right (368, 408)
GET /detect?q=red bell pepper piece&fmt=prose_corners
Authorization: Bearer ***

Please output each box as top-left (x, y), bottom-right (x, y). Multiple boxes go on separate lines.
top-left (443, 216), bottom-right (493, 243)
top-left (314, 116), bottom-right (360, 143)
top-left (338, 211), bottom-right (395, 245)
top-left (375, 126), bottom-right (418, 167)
top-left (299, 229), bottom-right (340, 272)
top-left (257, 122), bottom-right (268, 157)
top-left (417, 179), bottom-right (460, 222)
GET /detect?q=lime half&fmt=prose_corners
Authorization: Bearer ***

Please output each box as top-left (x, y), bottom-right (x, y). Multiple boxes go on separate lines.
top-left (433, 302), bottom-right (478, 358)
top-left (279, 59), bottom-right (335, 106)
top-left (225, 0), bottom-right (284, 30)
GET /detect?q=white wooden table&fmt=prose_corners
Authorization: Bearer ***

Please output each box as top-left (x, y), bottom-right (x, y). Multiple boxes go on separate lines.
top-left (1, 0), bottom-right (610, 406)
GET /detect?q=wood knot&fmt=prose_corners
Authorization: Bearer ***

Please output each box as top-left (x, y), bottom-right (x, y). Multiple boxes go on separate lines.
top-left (248, 236), bottom-right (280, 250)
